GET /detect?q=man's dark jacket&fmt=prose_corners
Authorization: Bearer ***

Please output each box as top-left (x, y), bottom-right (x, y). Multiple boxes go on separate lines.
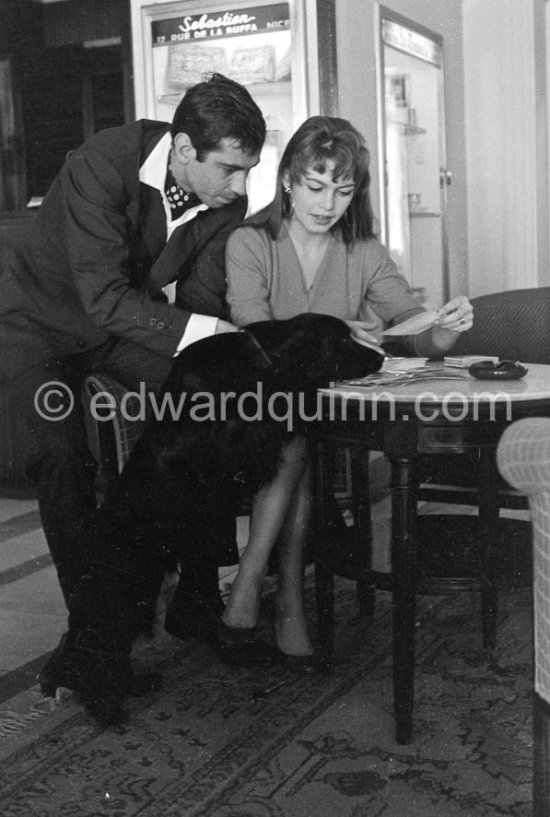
top-left (0, 119), bottom-right (247, 379)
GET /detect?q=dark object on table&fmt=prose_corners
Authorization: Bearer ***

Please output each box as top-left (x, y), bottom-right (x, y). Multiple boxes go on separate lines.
top-left (469, 360), bottom-right (528, 380)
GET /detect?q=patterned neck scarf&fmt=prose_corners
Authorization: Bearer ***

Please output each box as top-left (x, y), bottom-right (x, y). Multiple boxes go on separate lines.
top-left (164, 159), bottom-right (199, 220)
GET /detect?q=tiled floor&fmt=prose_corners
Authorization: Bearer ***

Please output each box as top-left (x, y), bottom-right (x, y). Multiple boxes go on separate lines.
top-left (0, 507), bottom-right (63, 674)
top-left (0, 496), bottom-right (257, 700)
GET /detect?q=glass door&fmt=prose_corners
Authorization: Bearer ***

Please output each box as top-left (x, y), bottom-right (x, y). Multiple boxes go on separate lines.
top-left (376, 7), bottom-right (449, 308)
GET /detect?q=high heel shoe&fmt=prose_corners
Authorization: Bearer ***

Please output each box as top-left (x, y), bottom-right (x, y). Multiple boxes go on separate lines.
top-left (214, 621), bottom-right (279, 667)
top-left (274, 614), bottom-right (317, 674)
top-left (38, 631), bottom-right (161, 728)
top-left (276, 648), bottom-right (319, 675)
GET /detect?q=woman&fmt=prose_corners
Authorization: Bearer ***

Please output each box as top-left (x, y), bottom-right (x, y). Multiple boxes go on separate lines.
top-left (221, 116), bottom-right (473, 670)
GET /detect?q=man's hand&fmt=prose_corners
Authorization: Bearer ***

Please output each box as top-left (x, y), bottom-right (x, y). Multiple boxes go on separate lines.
top-left (346, 320), bottom-right (382, 346)
top-left (215, 319), bottom-right (240, 334)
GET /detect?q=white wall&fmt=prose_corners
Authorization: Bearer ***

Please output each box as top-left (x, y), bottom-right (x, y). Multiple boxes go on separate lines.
top-left (334, 0), bottom-right (549, 300)
top-left (463, 0), bottom-right (548, 295)
top-left (334, 0), bottom-right (469, 299)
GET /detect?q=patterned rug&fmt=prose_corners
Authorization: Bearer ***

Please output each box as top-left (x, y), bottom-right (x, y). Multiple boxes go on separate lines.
top-left (0, 579), bottom-right (533, 817)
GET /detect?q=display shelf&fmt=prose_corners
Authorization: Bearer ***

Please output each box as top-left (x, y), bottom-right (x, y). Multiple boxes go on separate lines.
top-left (242, 80), bottom-right (292, 95)
top-left (158, 80), bottom-right (291, 105)
top-left (404, 123), bottom-right (426, 135)
top-left (157, 93), bottom-right (186, 105)
top-left (388, 119), bottom-right (426, 135)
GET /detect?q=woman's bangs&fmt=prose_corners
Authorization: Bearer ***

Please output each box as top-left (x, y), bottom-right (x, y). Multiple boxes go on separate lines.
top-left (310, 143), bottom-right (356, 182)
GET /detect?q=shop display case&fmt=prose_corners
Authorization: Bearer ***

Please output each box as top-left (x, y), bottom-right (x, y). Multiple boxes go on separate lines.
top-left (130, 0), bottom-right (321, 213)
top-left (376, 7), bottom-right (450, 308)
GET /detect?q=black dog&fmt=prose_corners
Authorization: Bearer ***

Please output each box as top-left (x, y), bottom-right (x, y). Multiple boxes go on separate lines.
top-left (39, 313), bottom-right (383, 725)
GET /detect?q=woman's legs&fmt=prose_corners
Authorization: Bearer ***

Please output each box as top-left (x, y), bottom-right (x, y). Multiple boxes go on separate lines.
top-left (222, 436), bottom-right (314, 656)
top-left (222, 436), bottom-right (308, 627)
top-left (274, 463), bottom-right (313, 656)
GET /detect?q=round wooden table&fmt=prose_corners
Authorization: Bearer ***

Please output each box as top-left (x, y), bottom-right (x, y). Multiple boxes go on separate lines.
top-left (312, 362), bottom-right (550, 744)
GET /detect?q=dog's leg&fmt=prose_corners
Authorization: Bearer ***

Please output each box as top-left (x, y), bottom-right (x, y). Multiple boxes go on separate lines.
top-left (40, 526), bottom-right (168, 726)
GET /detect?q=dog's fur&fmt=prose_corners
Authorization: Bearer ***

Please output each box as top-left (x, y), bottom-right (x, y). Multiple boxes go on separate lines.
top-left (40, 313), bottom-right (383, 725)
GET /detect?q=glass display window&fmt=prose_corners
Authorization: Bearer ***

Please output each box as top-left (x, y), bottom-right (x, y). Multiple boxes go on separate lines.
top-left (131, 0), bottom-right (319, 213)
top-left (376, 7), bottom-right (449, 309)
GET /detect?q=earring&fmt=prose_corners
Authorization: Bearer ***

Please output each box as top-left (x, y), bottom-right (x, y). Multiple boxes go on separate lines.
top-left (282, 185), bottom-right (293, 218)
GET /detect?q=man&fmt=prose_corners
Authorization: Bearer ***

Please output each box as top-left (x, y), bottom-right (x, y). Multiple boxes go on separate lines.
top-left (0, 73), bottom-right (269, 663)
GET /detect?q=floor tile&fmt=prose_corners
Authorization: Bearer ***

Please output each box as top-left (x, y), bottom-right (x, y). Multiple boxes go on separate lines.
top-left (0, 607), bottom-right (65, 673)
top-left (0, 566), bottom-right (66, 617)
top-left (0, 527), bottom-right (48, 574)
top-left (0, 498), bottom-right (37, 524)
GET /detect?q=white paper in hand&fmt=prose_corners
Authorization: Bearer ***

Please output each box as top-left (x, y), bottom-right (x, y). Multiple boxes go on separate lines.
top-left (382, 311), bottom-right (439, 336)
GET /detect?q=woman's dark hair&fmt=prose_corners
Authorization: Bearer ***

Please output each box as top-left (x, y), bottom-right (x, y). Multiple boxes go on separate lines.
top-left (171, 73), bottom-right (266, 160)
top-left (247, 116), bottom-right (376, 244)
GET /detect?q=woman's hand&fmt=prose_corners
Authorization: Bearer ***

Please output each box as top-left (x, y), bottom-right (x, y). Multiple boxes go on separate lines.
top-left (346, 320), bottom-right (381, 347)
top-left (345, 321), bottom-right (386, 356)
top-left (430, 295), bottom-right (473, 352)
top-left (436, 295), bottom-right (474, 333)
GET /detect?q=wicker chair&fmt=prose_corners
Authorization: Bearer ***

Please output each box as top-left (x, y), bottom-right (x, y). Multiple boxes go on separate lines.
top-left (83, 374), bottom-right (147, 492)
top-left (0, 374), bottom-right (144, 499)
top-left (497, 416), bottom-right (550, 817)
top-left (450, 287), bottom-right (550, 363)
top-left (419, 286), bottom-right (550, 509)
top-left (413, 286), bottom-right (550, 648)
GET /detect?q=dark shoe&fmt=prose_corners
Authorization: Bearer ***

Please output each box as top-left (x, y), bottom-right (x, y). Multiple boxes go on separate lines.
top-left (165, 594), bottom-right (278, 667)
top-left (39, 650), bottom-right (129, 727)
top-left (38, 632), bottom-right (160, 728)
top-left (164, 597), bottom-right (223, 642)
top-left (40, 637), bottom-right (162, 698)
top-left (276, 648), bottom-right (319, 675)
top-left (212, 621), bottom-right (278, 667)
top-left (164, 564), bottom-right (224, 640)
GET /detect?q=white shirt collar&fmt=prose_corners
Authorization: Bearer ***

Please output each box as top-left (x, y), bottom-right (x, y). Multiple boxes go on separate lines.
top-left (139, 132), bottom-right (171, 191)
top-left (139, 132), bottom-right (208, 234)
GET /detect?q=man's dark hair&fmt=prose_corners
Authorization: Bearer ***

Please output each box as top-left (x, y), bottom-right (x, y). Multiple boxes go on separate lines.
top-left (171, 73), bottom-right (266, 160)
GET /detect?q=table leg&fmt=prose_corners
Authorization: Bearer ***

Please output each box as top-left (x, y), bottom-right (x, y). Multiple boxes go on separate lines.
top-left (390, 453), bottom-right (418, 745)
top-left (351, 445), bottom-right (375, 616)
top-left (478, 447), bottom-right (499, 649)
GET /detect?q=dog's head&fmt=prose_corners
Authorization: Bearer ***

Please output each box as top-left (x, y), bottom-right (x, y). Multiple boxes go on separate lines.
top-left (245, 313), bottom-right (384, 391)
top-left (168, 313), bottom-right (382, 398)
